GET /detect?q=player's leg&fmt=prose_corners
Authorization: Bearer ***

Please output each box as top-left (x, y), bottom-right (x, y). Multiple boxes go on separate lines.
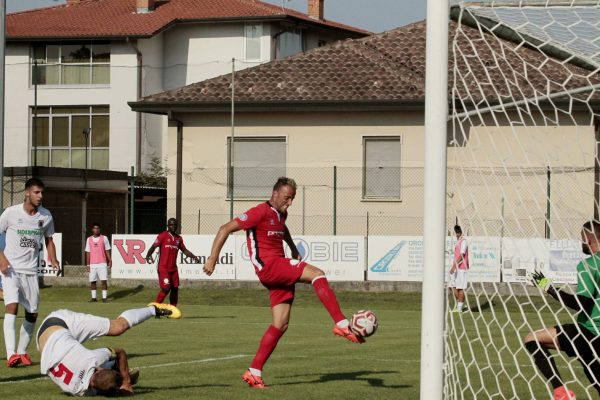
top-left (298, 264), bottom-right (363, 343)
top-left (90, 281), bottom-right (97, 302)
top-left (15, 273), bottom-right (39, 366)
top-left (155, 270), bottom-right (170, 304)
top-left (244, 299), bottom-right (292, 388)
top-left (89, 266), bottom-right (98, 302)
top-left (2, 269), bottom-right (21, 366)
top-left (524, 325), bottom-right (574, 398)
top-left (169, 271), bottom-right (179, 306)
top-left (100, 281), bottom-right (108, 302)
top-left (98, 265), bottom-right (108, 302)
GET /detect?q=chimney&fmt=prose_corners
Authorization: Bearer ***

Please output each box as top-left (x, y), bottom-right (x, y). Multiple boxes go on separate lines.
top-left (136, 0), bottom-right (156, 13)
top-left (66, 0), bottom-right (80, 5)
top-left (307, 0), bottom-right (324, 20)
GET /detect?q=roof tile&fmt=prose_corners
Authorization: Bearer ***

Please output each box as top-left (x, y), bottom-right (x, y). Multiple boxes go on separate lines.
top-left (134, 20), bottom-right (600, 107)
top-left (8, 0), bottom-right (368, 39)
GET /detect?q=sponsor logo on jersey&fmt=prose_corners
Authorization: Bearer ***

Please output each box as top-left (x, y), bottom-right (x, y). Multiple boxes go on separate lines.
top-left (19, 236), bottom-right (38, 248)
top-left (17, 228), bottom-right (42, 236)
top-left (267, 231), bottom-right (285, 237)
top-left (270, 219), bottom-right (275, 225)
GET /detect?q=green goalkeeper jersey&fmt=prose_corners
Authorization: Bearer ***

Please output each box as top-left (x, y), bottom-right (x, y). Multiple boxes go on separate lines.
top-left (577, 252), bottom-right (600, 334)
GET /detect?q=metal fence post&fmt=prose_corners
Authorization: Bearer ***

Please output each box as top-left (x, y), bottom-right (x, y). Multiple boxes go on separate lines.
top-left (129, 166), bottom-right (134, 234)
top-left (545, 166), bottom-right (551, 239)
top-left (333, 165), bottom-right (337, 235)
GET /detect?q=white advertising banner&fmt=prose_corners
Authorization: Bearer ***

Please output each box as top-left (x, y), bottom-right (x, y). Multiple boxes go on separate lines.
top-left (39, 233), bottom-right (62, 277)
top-left (235, 235), bottom-right (365, 282)
top-left (111, 235), bottom-right (235, 280)
top-left (367, 236), bottom-right (501, 282)
top-left (501, 238), bottom-right (582, 284)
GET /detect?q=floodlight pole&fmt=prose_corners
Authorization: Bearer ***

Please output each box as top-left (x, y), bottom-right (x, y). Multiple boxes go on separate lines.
top-left (420, 0), bottom-right (449, 398)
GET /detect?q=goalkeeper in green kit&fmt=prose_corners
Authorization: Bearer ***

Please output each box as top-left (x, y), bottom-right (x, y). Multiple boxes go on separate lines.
top-left (525, 220), bottom-right (600, 400)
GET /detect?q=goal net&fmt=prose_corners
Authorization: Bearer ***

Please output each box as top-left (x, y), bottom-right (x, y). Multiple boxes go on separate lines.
top-left (445, 1), bottom-right (600, 398)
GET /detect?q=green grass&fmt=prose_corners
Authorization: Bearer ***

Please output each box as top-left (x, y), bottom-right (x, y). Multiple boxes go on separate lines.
top-left (0, 286), bottom-right (408, 399)
top-left (1, 286), bottom-right (596, 399)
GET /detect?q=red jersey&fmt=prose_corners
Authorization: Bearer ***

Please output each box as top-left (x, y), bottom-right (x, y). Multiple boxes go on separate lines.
top-left (153, 231), bottom-right (186, 271)
top-left (235, 202), bottom-right (287, 270)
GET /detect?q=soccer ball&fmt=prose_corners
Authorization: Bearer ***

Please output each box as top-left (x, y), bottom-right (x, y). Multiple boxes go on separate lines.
top-left (350, 310), bottom-right (378, 338)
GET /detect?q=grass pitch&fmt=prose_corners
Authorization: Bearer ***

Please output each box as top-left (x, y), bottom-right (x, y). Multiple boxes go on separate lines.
top-left (0, 286), bottom-right (409, 399)
top-left (0, 285), bottom-right (593, 399)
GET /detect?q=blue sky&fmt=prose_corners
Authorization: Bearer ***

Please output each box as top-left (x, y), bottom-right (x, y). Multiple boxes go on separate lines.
top-left (7, 0), bottom-right (426, 33)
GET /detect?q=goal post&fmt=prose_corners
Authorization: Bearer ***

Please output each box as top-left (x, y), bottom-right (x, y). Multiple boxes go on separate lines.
top-left (420, 0), bottom-right (450, 399)
top-left (439, 1), bottom-right (600, 399)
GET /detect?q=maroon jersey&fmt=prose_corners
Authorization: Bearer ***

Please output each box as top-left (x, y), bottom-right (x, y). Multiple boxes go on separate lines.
top-left (235, 202), bottom-right (287, 270)
top-left (153, 231), bottom-right (186, 271)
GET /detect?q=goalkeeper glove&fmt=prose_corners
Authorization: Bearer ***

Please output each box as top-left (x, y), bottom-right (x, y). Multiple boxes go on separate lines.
top-left (528, 269), bottom-right (552, 293)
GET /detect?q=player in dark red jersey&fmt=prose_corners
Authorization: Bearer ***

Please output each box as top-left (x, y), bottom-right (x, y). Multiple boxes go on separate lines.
top-left (204, 177), bottom-right (364, 389)
top-left (144, 218), bottom-right (199, 307)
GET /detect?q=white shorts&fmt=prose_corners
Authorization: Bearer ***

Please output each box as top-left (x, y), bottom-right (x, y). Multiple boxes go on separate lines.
top-left (89, 264), bottom-right (108, 282)
top-left (449, 269), bottom-right (468, 290)
top-left (2, 268), bottom-right (39, 313)
top-left (36, 309), bottom-right (110, 350)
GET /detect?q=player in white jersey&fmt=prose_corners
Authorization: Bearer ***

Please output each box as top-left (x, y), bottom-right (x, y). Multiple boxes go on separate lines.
top-left (37, 303), bottom-right (181, 396)
top-left (0, 178), bottom-right (60, 367)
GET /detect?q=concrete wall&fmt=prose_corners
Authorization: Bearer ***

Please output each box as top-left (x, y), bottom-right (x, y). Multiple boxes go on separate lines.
top-left (165, 110), bottom-right (596, 238)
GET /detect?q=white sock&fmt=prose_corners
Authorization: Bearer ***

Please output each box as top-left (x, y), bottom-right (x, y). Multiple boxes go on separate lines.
top-left (91, 290), bottom-right (97, 299)
top-left (457, 302), bottom-right (464, 311)
top-left (102, 290), bottom-right (107, 300)
top-left (336, 319), bottom-right (350, 328)
top-left (119, 306), bottom-right (155, 328)
top-left (249, 368), bottom-right (262, 377)
top-left (17, 320), bottom-right (35, 354)
top-left (4, 314), bottom-right (16, 358)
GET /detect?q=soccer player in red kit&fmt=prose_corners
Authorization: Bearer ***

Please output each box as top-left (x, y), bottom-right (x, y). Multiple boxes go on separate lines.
top-left (145, 218), bottom-right (199, 307)
top-left (204, 177), bottom-right (364, 389)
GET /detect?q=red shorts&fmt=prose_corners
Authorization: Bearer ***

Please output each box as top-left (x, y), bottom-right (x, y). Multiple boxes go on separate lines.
top-left (158, 269), bottom-right (179, 290)
top-left (256, 258), bottom-right (306, 307)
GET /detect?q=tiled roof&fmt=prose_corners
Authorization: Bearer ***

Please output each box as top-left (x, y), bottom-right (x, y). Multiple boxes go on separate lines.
top-left (7, 0), bottom-right (368, 39)
top-left (131, 20), bottom-right (600, 110)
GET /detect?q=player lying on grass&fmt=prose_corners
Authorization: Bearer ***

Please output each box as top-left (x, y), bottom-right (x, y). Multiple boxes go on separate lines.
top-left (525, 220), bottom-right (600, 400)
top-left (204, 177), bottom-right (365, 389)
top-left (37, 303), bottom-right (181, 396)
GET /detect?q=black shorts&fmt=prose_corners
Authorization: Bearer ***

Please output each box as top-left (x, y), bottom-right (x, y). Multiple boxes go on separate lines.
top-left (36, 317), bottom-right (68, 342)
top-left (556, 323), bottom-right (600, 394)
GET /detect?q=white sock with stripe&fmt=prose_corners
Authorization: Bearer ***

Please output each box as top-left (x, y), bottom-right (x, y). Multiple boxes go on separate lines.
top-left (3, 314), bottom-right (16, 358)
top-left (249, 368), bottom-right (262, 377)
top-left (17, 320), bottom-right (35, 354)
top-left (119, 306), bottom-right (155, 328)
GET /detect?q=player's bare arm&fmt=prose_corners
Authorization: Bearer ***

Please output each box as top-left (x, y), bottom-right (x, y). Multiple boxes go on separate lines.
top-left (45, 235), bottom-right (60, 273)
top-left (0, 250), bottom-right (9, 275)
top-left (182, 248), bottom-right (200, 263)
top-left (106, 249), bottom-right (112, 268)
top-left (145, 244), bottom-right (158, 263)
top-left (86, 251), bottom-right (91, 272)
top-left (113, 348), bottom-right (133, 395)
top-left (283, 226), bottom-right (301, 260)
top-left (204, 219), bottom-right (242, 276)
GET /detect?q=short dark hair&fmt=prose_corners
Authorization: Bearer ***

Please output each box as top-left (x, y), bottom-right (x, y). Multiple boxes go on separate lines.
top-left (92, 222), bottom-right (101, 228)
top-left (167, 218), bottom-right (178, 225)
top-left (582, 220), bottom-right (600, 239)
top-left (91, 369), bottom-right (122, 395)
top-left (454, 225), bottom-right (462, 234)
top-left (273, 177), bottom-right (297, 192)
top-left (25, 178), bottom-right (45, 190)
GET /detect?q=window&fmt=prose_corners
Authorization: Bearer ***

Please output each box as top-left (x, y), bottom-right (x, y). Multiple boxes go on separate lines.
top-left (277, 29), bottom-right (303, 59)
top-left (245, 23), bottom-right (262, 61)
top-left (363, 136), bottom-right (401, 199)
top-left (227, 137), bottom-right (286, 198)
top-left (31, 42), bottom-right (110, 85)
top-left (31, 106), bottom-right (110, 170)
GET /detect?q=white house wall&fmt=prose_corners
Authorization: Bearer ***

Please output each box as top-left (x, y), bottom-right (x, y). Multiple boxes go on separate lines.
top-left (5, 41), bottom-right (139, 173)
top-left (162, 22), bottom-right (272, 91)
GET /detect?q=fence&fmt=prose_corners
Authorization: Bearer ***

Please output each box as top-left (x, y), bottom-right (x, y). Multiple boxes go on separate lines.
top-left (170, 165), bottom-right (594, 240)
